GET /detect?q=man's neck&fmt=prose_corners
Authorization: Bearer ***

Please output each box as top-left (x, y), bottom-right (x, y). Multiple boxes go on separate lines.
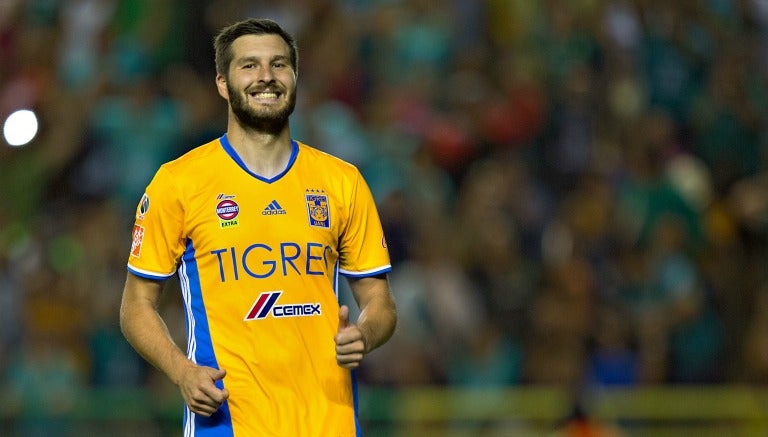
top-left (226, 124), bottom-right (293, 179)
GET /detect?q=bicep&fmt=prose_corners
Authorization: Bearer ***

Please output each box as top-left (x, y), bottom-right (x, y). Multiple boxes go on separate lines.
top-left (121, 273), bottom-right (165, 313)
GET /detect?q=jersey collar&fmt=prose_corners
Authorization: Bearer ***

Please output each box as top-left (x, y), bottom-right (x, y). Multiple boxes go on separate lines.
top-left (219, 134), bottom-right (299, 183)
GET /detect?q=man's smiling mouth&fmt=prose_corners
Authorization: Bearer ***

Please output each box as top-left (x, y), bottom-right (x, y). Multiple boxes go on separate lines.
top-left (250, 91), bottom-right (280, 100)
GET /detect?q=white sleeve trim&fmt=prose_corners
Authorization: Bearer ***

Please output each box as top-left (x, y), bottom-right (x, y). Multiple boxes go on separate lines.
top-left (338, 265), bottom-right (392, 278)
top-left (127, 263), bottom-right (176, 280)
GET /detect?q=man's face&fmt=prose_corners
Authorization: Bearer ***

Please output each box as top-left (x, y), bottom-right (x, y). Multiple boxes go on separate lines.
top-left (217, 34), bottom-right (297, 133)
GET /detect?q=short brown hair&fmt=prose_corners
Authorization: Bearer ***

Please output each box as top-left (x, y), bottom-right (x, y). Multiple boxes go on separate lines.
top-left (213, 18), bottom-right (298, 76)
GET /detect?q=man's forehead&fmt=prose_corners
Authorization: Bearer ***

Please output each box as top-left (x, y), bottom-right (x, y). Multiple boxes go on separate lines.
top-left (231, 34), bottom-right (289, 58)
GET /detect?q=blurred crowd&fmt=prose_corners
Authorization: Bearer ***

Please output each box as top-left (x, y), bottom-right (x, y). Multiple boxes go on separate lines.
top-left (4, 0), bottom-right (768, 429)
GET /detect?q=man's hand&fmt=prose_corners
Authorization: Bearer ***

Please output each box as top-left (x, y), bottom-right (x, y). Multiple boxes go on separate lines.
top-left (177, 365), bottom-right (229, 416)
top-left (334, 305), bottom-right (367, 369)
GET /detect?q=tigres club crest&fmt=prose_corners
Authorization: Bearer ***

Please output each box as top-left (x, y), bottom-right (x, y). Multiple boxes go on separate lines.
top-left (305, 191), bottom-right (330, 228)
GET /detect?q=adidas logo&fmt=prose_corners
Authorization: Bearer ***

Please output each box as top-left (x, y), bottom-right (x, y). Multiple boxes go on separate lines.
top-left (262, 200), bottom-right (287, 215)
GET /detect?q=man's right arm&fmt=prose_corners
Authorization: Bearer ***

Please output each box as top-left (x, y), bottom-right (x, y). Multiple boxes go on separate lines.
top-left (120, 273), bottom-right (229, 416)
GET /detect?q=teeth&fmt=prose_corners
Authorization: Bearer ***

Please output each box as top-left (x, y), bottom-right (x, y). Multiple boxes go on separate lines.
top-left (252, 92), bottom-right (278, 99)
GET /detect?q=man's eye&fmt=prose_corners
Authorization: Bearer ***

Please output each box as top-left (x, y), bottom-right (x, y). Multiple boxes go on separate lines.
top-left (243, 64), bottom-right (254, 69)
top-left (273, 63), bottom-right (285, 68)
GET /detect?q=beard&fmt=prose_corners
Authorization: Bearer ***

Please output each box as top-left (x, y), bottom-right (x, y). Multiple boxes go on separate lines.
top-left (227, 82), bottom-right (296, 135)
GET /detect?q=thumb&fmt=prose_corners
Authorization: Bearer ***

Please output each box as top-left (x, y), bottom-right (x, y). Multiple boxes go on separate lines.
top-left (338, 305), bottom-right (350, 331)
top-left (210, 367), bottom-right (227, 382)
top-left (208, 367), bottom-right (230, 401)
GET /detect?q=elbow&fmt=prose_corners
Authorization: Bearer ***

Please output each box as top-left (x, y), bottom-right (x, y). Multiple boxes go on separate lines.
top-left (118, 298), bottom-right (131, 339)
top-left (384, 295), bottom-right (398, 342)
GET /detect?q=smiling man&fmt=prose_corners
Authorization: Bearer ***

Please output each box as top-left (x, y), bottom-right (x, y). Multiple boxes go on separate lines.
top-left (119, 18), bottom-right (397, 437)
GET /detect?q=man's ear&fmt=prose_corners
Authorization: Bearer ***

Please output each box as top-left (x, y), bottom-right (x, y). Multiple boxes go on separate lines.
top-left (216, 73), bottom-right (229, 100)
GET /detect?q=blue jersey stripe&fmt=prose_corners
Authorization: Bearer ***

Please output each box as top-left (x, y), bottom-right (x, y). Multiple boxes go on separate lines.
top-left (352, 370), bottom-right (361, 437)
top-left (180, 239), bottom-right (234, 436)
top-left (333, 260), bottom-right (340, 300)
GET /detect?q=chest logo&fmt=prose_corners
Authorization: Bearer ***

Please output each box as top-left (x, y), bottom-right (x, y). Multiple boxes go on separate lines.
top-left (244, 291), bottom-right (322, 320)
top-left (306, 190), bottom-right (330, 228)
top-left (216, 196), bottom-right (240, 229)
top-left (262, 200), bottom-right (287, 215)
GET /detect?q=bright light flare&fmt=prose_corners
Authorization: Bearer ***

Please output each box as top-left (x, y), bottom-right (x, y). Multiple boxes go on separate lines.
top-left (3, 109), bottom-right (39, 147)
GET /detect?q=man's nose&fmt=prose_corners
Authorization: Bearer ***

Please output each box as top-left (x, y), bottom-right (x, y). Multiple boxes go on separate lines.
top-left (257, 66), bottom-right (275, 82)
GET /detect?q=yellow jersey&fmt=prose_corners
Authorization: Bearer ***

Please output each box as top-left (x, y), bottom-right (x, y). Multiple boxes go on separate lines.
top-left (127, 135), bottom-right (391, 436)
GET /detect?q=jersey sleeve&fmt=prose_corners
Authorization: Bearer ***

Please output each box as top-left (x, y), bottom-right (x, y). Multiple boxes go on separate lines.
top-left (126, 165), bottom-right (186, 279)
top-left (337, 169), bottom-right (391, 277)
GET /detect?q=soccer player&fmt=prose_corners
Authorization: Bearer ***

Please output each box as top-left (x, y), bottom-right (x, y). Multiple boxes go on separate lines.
top-left (119, 18), bottom-right (397, 436)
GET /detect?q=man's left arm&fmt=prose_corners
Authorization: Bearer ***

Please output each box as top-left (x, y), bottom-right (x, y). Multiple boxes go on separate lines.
top-left (334, 275), bottom-right (397, 369)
